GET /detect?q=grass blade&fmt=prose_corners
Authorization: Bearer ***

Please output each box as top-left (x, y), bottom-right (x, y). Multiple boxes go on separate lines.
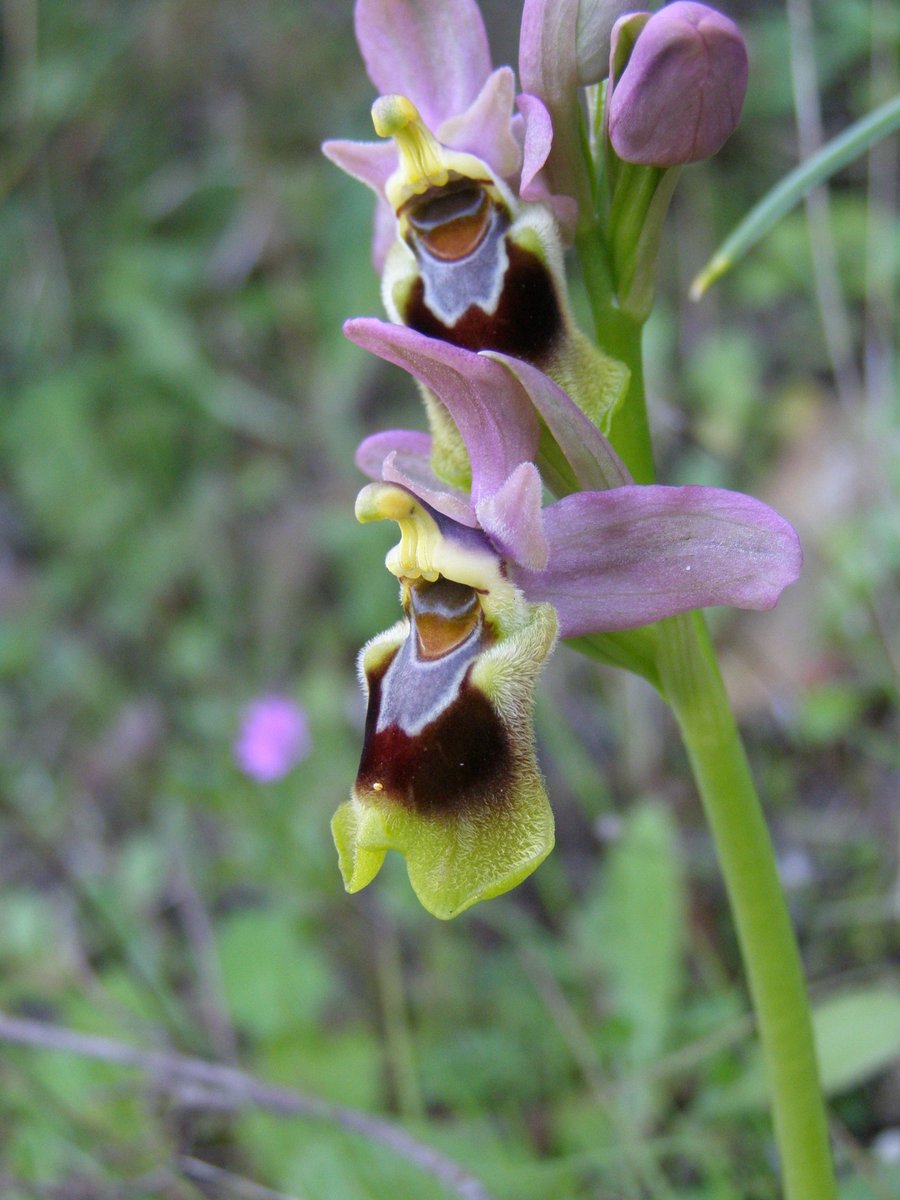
top-left (691, 92), bottom-right (900, 298)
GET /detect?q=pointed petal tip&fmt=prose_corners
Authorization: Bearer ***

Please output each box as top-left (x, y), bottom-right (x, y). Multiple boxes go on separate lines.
top-left (322, 137), bottom-right (397, 194)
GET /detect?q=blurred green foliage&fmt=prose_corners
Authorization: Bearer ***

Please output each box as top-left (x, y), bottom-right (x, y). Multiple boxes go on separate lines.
top-left (0, 1), bottom-right (896, 1198)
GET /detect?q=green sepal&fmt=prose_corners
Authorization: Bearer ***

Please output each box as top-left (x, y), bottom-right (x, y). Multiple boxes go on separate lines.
top-left (566, 627), bottom-right (662, 690)
top-left (608, 162), bottom-right (682, 321)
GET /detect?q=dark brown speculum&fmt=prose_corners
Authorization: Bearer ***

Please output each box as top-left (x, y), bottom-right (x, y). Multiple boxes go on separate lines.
top-left (355, 577), bottom-right (511, 817)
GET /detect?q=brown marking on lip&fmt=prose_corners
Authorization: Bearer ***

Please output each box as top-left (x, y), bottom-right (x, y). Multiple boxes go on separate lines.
top-left (356, 654), bottom-right (510, 817)
top-left (402, 241), bottom-right (563, 363)
top-left (355, 580), bottom-right (511, 818)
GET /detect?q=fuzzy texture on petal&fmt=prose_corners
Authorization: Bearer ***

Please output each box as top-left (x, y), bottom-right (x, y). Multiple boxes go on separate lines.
top-left (608, 2), bottom-right (749, 166)
top-left (355, 0), bottom-right (492, 132)
top-left (511, 485), bottom-right (803, 635)
top-left (333, 598), bottom-right (558, 919)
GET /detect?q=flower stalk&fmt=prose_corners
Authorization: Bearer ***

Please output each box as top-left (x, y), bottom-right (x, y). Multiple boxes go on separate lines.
top-left (325, 2), bottom-right (837, 1195)
top-left (576, 227), bottom-right (655, 483)
top-left (579, 222), bottom-right (836, 1200)
top-left (656, 612), bottom-right (836, 1200)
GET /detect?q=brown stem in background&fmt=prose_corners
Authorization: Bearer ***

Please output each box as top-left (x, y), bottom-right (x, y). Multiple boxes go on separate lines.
top-left (0, 1011), bottom-right (495, 1200)
top-left (786, 0), bottom-right (863, 405)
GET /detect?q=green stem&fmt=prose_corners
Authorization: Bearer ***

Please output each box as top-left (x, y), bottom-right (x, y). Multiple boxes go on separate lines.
top-left (575, 246), bottom-right (836, 1197)
top-left (374, 917), bottom-right (425, 1123)
top-left (656, 613), bottom-right (835, 1200)
top-left (576, 230), bottom-right (655, 484)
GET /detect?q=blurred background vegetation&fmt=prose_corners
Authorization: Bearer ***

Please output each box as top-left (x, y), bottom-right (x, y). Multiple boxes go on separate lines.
top-left (0, 1), bottom-right (897, 1197)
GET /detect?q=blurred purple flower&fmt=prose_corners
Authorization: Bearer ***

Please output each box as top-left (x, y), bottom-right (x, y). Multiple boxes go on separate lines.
top-left (608, 2), bottom-right (748, 167)
top-left (234, 695), bottom-right (310, 783)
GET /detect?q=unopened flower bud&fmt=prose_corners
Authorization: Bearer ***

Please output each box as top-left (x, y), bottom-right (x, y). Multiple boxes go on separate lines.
top-left (608, 2), bottom-right (748, 166)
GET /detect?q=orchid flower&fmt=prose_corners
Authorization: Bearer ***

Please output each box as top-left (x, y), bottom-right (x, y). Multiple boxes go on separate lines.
top-left (323, 0), bottom-right (634, 471)
top-left (323, 0), bottom-right (578, 265)
top-left (331, 320), bottom-right (802, 918)
top-left (321, 5), bottom-right (836, 1193)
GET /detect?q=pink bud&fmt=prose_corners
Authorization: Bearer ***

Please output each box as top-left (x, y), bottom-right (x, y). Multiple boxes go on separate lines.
top-left (608, 2), bottom-right (748, 166)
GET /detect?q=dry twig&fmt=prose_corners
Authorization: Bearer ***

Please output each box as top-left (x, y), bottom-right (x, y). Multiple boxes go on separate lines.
top-left (0, 1010), bottom-right (495, 1200)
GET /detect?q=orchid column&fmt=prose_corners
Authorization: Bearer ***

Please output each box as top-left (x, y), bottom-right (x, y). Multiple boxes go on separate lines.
top-left (325, 2), bottom-right (837, 1199)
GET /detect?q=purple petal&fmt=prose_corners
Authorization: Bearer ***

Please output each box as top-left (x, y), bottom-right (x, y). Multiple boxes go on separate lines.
top-left (355, 0), bottom-right (491, 131)
top-left (356, 430), bottom-right (477, 526)
top-left (486, 352), bottom-right (631, 491)
top-left (476, 462), bottom-right (548, 569)
top-left (355, 429), bottom-right (433, 479)
top-left (515, 93), bottom-right (579, 232)
top-left (321, 138), bottom-right (396, 197)
top-left (518, 0), bottom-right (590, 219)
top-left (608, 2), bottom-right (749, 166)
top-left (439, 67), bottom-right (522, 182)
top-left (383, 452), bottom-right (478, 527)
top-left (516, 92), bottom-right (553, 195)
top-left (345, 319), bottom-right (540, 507)
top-left (510, 485), bottom-right (803, 636)
top-left (372, 199), bottom-right (396, 272)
